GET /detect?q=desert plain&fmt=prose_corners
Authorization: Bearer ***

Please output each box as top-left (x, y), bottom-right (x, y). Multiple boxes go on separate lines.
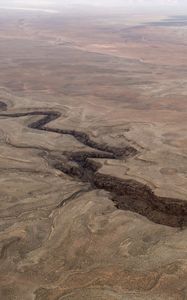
top-left (0, 6), bottom-right (187, 300)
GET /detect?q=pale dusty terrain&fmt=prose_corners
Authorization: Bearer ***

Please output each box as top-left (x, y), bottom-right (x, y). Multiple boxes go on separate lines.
top-left (0, 9), bottom-right (187, 300)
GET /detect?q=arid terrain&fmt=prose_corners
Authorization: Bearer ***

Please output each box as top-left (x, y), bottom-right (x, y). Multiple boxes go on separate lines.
top-left (0, 7), bottom-right (187, 300)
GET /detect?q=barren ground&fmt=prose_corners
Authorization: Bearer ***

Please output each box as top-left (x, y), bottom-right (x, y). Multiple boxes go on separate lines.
top-left (0, 8), bottom-right (187, 300)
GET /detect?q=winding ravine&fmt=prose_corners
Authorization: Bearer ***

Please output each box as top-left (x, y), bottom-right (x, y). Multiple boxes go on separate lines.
top-left (0, 103), bottom-right (187, 228)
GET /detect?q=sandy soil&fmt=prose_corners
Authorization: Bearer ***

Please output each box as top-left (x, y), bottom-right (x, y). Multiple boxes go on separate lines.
top-left (0, 8), bottom-right (187, 300)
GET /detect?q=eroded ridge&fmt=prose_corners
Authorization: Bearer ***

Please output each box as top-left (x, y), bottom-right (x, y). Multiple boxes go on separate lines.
top-left (0, 104), bottom-right (187, 228)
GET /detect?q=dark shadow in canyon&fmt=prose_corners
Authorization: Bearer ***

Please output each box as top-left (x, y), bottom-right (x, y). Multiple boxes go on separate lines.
top-left (0, 103), bottom-right (187, 228)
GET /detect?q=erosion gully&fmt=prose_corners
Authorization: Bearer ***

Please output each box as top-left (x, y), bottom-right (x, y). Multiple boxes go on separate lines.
top-left (0, 103), bottom-right (187, 228)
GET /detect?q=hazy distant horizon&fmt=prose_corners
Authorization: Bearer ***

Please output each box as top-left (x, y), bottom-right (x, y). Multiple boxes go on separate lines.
top-left (0, 0), bottom-right (187, 13)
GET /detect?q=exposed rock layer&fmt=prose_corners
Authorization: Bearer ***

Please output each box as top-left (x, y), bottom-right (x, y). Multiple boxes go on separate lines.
top-left (1, 103), bottom-right (186, 228)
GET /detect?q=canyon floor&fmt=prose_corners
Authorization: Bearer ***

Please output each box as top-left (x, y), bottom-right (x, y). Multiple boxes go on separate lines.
top-left (0, 8), bottom-right (187, 300)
